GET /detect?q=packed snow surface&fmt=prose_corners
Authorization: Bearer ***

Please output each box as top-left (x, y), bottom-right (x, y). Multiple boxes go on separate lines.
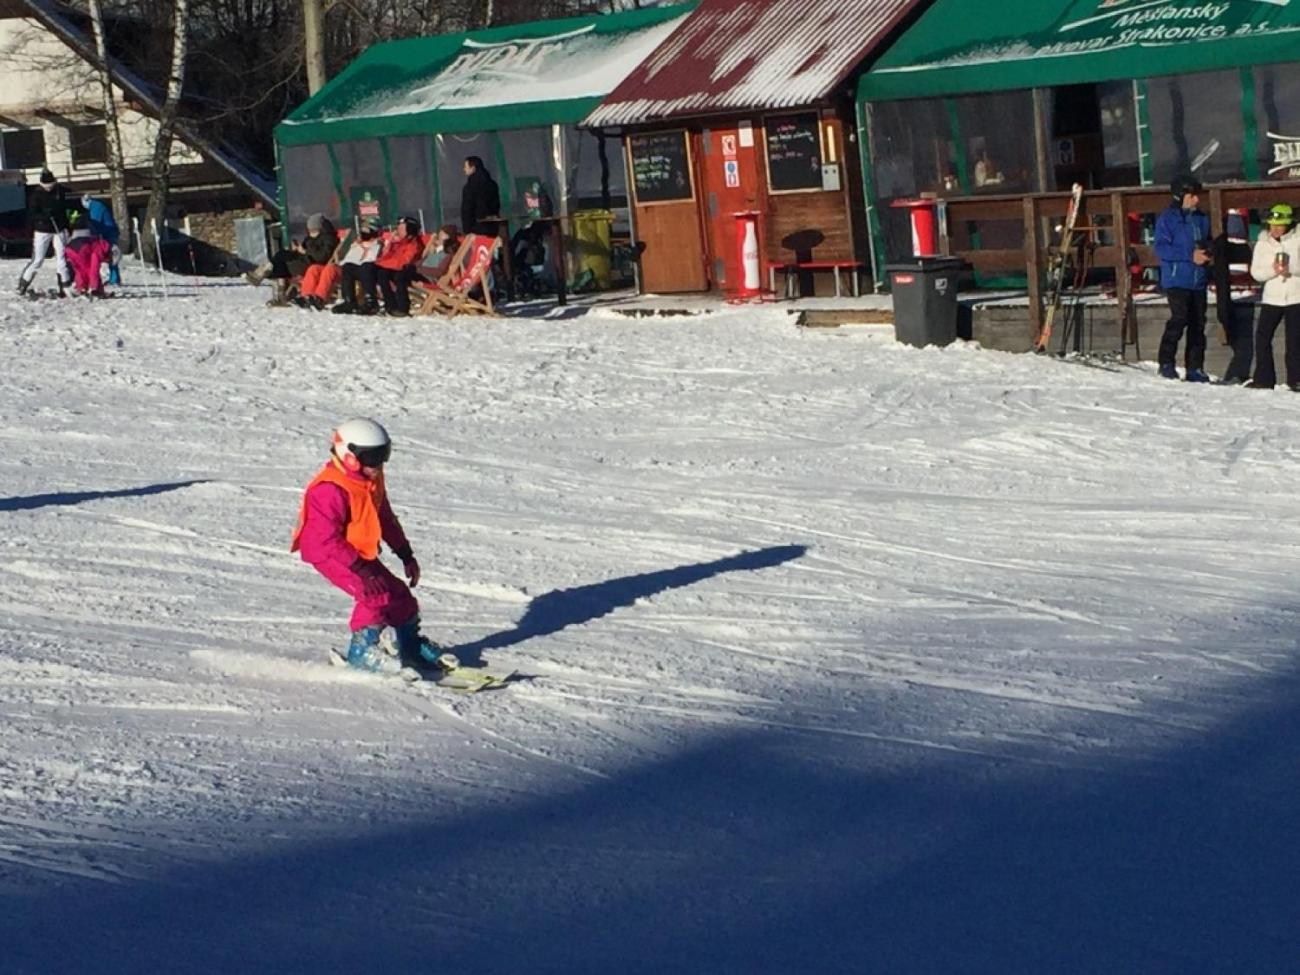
top-left (1, 266), bottom-right (1297, 973)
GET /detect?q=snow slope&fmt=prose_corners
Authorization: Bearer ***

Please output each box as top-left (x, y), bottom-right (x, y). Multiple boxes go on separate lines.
top-left (1, 265), bottom-right (1297, 973)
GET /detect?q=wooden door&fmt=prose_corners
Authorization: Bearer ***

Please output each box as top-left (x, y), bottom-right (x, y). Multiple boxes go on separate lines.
top-left (699, 122), bottom-right (765, 290)
top-left (626, 131), bottom-right (709, 293)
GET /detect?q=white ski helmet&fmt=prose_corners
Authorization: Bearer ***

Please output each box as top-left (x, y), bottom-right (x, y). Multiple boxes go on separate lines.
top-left (332, 417), bottom-right (391, 472)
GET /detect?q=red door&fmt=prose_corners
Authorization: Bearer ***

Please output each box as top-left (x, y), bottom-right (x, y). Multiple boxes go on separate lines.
top-left (699, 122), bottom-right (765, 291)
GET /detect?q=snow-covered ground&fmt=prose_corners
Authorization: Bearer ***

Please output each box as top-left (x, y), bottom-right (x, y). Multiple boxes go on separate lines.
top-left (2, 264), bottom-right (1297, 973)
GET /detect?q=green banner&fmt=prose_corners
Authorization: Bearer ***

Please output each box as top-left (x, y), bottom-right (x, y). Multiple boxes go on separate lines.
top-left (862, 0), bottom-right (1300, 101)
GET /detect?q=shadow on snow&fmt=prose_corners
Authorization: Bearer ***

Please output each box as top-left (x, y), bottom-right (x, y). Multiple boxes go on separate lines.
top-left (6, 649), bottom-right (1299, 974)
top-left (0, 479), bottom-right (208, 513)
top-left (446, 544), bottom-right (808, 665)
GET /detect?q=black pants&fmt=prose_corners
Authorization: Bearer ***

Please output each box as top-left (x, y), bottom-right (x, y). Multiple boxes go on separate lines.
top-left (1158, 288), bottom-right (1208, 371)
top-left (377, 265), bottom-right (417, 314)
top-left (1222, 302), bottom-right (1254, 383)
top-left (268, 249), bottom-right (309, 280)
top-left (338, 263), bottom-right (378, 307)
top-left (1252, 304), bottom-right (1300, 388)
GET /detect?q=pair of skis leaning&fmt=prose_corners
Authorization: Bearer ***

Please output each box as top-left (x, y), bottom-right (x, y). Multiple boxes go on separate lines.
top-left (1035, 182), bottom-right (1086, 354)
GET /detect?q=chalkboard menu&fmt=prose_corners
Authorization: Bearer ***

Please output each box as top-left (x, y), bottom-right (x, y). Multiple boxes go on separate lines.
top-left (629, 130), bottom-right (693, 204)
top-left (765, 113), bottom-right (823, 192)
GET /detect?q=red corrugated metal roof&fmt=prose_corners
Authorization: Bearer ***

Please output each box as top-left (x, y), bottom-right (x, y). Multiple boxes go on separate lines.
top-left (584, 0), bottom-right (923, 126)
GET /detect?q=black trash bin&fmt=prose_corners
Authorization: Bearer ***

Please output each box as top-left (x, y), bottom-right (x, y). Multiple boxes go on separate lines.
top-left (886, 257), bottom-right (963, 348)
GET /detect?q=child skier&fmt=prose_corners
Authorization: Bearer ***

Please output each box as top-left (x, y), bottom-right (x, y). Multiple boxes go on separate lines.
top-left (290, 417), bottom-right (444, 673)
top-left (64, 212), bottom-right (112, 297)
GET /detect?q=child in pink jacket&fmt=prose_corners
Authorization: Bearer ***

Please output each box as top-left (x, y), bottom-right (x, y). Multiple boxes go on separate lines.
top-left (291, 417), bottom-right (443, 672)
top-left (65, 214), bottom-right (112, 297)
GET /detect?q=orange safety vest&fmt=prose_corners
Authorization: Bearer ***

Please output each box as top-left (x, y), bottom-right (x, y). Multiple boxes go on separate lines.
top-left (289, 458), bottom-right (386, 560)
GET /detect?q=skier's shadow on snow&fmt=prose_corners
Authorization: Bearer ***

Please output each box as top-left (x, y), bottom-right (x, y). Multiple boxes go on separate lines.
top-left (447, 544), bottom-right (808, 665)
top-left (0, 479), bottom-right (208, 513)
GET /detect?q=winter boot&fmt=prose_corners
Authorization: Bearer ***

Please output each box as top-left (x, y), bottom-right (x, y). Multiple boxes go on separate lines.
top-left (265, 279), bottom-right (291, 308)
top-left (107, 265), bottom-right (121, 286)
top-left (345, 626), bottom-right (401, 674)
top-left (243, 261), bottom-right (271, 286)
top-left (16, 275), bottom-right (29, 297)
top-left (1157, 363), bottom-right (1179, 380)
top-left (1184, 368), bottom-right (1211, 383)
top-left (392, 617), bottom-right (456, 670)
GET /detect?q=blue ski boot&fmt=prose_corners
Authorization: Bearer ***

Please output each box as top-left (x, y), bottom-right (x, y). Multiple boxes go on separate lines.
top-left (1158, 363), bottom-right (1179, 380)
top-left (393, 617), bottom-right (457, 671)
top-left (108, 265), bottom-right (121, 286)
top-left (1185, 368), bottom-right (1211, 383)
top-left (346, 625), bottom-right (401, 674)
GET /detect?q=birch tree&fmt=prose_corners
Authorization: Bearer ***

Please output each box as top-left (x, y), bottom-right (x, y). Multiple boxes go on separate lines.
top-left (141, 0), bottom-right (189, 266)
top-left (87, 0), bottom-right (132, 253)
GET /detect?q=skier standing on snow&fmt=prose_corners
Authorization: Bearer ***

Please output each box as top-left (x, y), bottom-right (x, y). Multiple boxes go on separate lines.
top-left (291, 417), bottom-right (443, 673)
top-left (1247, 203), bottom-right (1300, 390)
top-left (1154, 174), bottom-right (1212, 382)
top-left (17, 169), bottom-right (72, 297)
top-left (81, 193), bottom-right (122, 286)
top-left (64, 212), bottom-right (112, 298)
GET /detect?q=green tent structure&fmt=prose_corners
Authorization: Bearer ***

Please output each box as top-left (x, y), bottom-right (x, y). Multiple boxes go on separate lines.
top-left (855, 0), bottom-right (1300, 283)
top-left (273, 4), bottom-right (694, 251)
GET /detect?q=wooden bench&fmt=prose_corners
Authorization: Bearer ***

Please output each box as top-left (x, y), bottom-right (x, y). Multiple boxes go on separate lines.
top-left (770, 260), bottom-right (864, 299)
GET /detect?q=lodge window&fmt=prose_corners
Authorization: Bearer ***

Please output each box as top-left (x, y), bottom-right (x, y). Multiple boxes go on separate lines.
top-left (1146, 70), bottom-right (1245, 186)
top-left (71, 124), bottom-right (108, 167)
top-left (1, 128), bottom-right (47, 170)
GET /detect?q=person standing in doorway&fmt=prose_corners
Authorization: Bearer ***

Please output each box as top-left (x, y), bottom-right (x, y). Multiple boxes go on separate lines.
top-left (1154, 173), bottom-right (1212, 382)
top-left (1247, 203), bottom-right (1300, 390)
top-left (460, 156), bottom-right (501, 237)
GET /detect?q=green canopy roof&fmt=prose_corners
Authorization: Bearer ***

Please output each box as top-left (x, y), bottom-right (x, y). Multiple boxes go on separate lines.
top-left (276, 4), bottom-right (694, 147)
top-left (861, 0), bottom-right (1300, 101)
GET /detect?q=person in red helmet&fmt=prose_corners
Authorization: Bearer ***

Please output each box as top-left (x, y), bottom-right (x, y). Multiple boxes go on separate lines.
top-left (290, 417), bottom-right (445, 673)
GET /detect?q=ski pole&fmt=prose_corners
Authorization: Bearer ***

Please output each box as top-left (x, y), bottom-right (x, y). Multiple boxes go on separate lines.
top-left (153, 220), bottom-right (168, 299)
top-left (132, 218), bottom-right (152, 297)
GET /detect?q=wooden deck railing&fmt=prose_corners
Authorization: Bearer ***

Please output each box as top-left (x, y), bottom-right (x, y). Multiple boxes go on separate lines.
top-left (941, 180), bottom-right (1300, 339)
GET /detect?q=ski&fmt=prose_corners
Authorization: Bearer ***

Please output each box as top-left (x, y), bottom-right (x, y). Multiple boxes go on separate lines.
top-left (327, 648), bottom-right (515, 693)
top-left (1036, 183), bottom-right (1084, 353)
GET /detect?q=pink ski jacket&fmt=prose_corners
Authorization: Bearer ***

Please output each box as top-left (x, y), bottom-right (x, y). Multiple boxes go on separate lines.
top-left (290, 458), bottom-right (410, 569)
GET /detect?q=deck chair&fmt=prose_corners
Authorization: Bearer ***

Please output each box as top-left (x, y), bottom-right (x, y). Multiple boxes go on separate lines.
top-left (412, 234), bottom-right (501, 318)
top-left (406, 232), bottom-right (452, 308)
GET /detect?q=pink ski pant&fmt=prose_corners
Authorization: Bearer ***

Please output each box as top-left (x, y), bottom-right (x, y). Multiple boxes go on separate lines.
top-left (313, 559), bottom-right (419, 631)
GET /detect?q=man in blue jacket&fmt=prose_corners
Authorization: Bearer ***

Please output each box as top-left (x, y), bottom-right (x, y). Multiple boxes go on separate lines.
top-left (1154, 174), bottom-right (1212, 381)
top-left (80, 194), bottom-right (122, 285)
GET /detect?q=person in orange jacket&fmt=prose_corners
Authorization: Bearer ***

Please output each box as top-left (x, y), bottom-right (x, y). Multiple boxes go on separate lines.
top-left (375, 216), bottom-right (425, 317)
top-left (291, 417), bottom-right (443, 673)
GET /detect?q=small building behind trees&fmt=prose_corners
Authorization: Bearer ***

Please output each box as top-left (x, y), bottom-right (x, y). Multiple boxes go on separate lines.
top-left (0, 0), bottom-right (276, 269)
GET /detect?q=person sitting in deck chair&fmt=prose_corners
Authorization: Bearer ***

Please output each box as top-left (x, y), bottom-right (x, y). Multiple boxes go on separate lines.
top-left (374, 216), bottom-right (425, 318)
top-left (332, 217), bottom-right (384, 315)
top-left (292, 213), bottom-right (343, 311)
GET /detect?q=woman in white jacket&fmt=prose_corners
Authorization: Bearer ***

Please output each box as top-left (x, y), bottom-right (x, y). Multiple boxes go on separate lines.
top-left (1249, 203), bottom-right (1300, 389)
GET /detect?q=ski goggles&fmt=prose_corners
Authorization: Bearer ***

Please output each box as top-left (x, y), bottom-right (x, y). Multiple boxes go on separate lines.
top-left (350, 442), bottom-right (391, 468)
